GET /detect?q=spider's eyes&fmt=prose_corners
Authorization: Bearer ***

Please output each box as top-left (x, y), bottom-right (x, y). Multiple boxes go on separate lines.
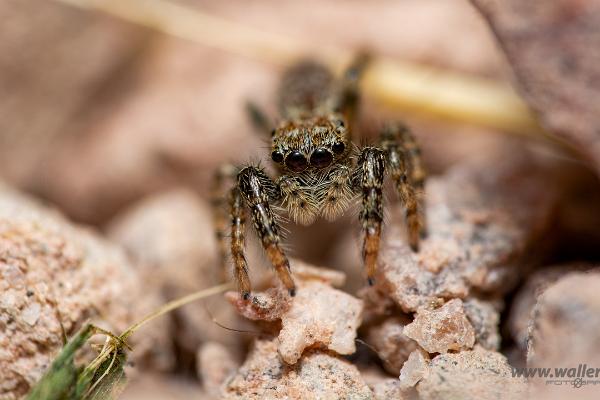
top-left (335, 119), bottom-right (345, 128)
top-left (285, 151), bottom-right (308, 172)
top-left (310, 148), bottom-right (333, 169)
top-left (332, 142), bottom-right (345, 154)
top-left (271, 150), bottom-right (284, 163)
top-left (271, 128), bottom-right (277, 136)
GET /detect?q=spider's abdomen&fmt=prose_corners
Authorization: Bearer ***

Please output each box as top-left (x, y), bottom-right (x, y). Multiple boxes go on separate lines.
top-left (278, 61), bottom-right (334, 118)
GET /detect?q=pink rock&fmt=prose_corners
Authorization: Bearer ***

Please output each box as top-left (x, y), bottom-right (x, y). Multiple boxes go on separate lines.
top-left (399, 348), bottom-right (430, 390)
top-left (527, 270), bottom-right (600, 367)
top-left (403, 299), bottom-right (475, 353)
top-left (417, 347), bottom-right (527, 400)
top-left (222, 338), bottom-right (373, 399)
top-left (509, 264), bottom-right (591, 351)
top-left (526, 270), bottom-right (600, 400)
top-left (370, 379), bottom-right (405, 400)
top-left (463, 297), bottom-right (501, 350)
top-left (365, 316), bottom-right (418, 375)
top-left (0, 183), bottom-right (171, 399)
top-left (228, 270), bottom-right (363, 364)
top-left (376, 148), bottom-right (557, 312)
top-left (197, 342), bottom-right (238, 397)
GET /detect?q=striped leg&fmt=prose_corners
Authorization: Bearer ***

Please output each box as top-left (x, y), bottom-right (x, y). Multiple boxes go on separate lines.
top-left (211, 164), bottom-right (238, 281)
top-left (237, 166), bottom-right (296, 296)
top-left (229, 187), bottom-right (251, 299)
top-left (399, 124), bottom-right (427, 238)
top-left (355, 147), bottom-right (386, 285)
top-left (380, 123), bottom-right (424, 251)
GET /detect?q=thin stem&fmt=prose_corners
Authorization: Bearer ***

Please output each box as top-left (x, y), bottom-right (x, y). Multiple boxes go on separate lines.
top-left (119, 282), bottom-right (233, 340)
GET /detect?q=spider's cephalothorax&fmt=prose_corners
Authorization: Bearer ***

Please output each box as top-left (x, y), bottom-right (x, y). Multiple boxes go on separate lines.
top-left (212, 57), bottom-right (426, 299)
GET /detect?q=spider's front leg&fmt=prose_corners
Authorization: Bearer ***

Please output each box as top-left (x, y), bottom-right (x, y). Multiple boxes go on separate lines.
top-left (236, 166), bottom-right (296, 297)
top-left (355, 147), bottom-right (386, 285)
top-left (380, 123), bottom-right (425, 251)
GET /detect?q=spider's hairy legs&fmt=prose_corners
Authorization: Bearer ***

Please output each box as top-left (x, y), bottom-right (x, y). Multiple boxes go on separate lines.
top-left (229, 186), bottom-right (252, 299)
top-left (399, 124), bottom-right (427, 238)
top-left (237, 166), bottom-right (296, 296)
top-left (356, 147), bottom-right (386, 285)
top-left (380, 123), bottom-right (425, 251)
top-left (337, 52), bottom-right (372, 137)
top-left (211, 164), bottom-right (238, 281)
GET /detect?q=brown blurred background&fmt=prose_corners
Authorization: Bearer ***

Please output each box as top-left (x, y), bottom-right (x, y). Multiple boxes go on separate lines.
top-left (0, 0), bottom-right (512, 226)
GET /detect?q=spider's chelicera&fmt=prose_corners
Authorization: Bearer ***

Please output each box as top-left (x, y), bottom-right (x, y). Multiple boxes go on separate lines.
top-left (213, 56), bottom-right (426, 300)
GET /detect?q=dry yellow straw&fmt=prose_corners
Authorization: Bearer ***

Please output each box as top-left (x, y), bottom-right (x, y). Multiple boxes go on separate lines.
top-left (56, 0), bottom-right (547, 138)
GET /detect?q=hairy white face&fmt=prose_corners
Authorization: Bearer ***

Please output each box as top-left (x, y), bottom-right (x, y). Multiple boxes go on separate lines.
top-left (270, 113), bottom-right (349, 173)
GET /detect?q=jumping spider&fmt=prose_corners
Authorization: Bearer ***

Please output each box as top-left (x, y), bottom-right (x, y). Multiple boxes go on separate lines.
top-left (213, 56), bottom-right (426, 299)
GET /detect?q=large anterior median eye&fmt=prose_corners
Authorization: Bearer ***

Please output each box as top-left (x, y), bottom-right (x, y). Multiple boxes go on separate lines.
top-left (310, 148), bottom-right (333, 168)
top-left (285, 151), bottom-right (308, 172)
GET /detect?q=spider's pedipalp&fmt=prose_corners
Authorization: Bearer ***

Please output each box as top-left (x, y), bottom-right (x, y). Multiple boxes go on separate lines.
top-left (319, 164), bottom-right (355, 221)
top-left (277, 175), bottom-right (319, 226)
top-left (355, 147), bottom-right (386, 285)
top-left (237, 166), bottom-right (296, 296)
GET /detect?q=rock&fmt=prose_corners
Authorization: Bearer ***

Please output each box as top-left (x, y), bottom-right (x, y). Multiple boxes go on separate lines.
top-left (417, 347), bottom-right (528, 400)
top-left (0, 183), bottom-right (171, 400)
top-left (227, 262), bottom-right (364, 364)
top-left (463, 297), bottom-right (501, 350)
top-left (108, 188), bottom-right (219, 292)
top-left (120, 372), bottom-right (207, 400)
top-left (375, 146), bottom-right (557, 312)
top-left (399, 349), bottom-right (430, 390)
top-left (0, 0), bottom-right (149, 195)
top-left (274, 278), bottom-right (362, 363)
top-left (509, 264), bottom-right (591, 351)
top-left (197, 342), bottom-right (238, 397)
top-left (471, 0), bottom-right (600, 175)
top-left (357, 286), bottom-right (398, 326)
top-left (364, 316), bottom-right (418, 375)
top-left (370, 378), bottom-right (405, 400)
top-left (403, 299), bottom-right (475, 354)
top-left (222, 338), bottom-right (374, 399)
top-left (108, 189), bottom-right (245, 355)
top-left (225, 287), bottom-right (291, 324)
top-left (527, 271), bottom-right (600, 368)
top-left (289, 262), bottom-right (346, 287)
